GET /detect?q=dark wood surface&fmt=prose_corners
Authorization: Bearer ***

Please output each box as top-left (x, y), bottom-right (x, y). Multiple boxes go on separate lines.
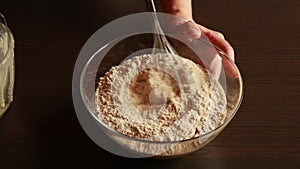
top-left (1, 0), bottom-right (300, 168)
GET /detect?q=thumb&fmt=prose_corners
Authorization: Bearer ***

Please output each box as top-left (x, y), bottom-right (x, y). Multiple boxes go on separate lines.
top-left (182, 21), bottom-right (202, 40)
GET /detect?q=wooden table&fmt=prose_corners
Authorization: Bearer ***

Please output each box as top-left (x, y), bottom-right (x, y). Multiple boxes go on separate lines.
top-left (1, 0), bottom-right (299, 168)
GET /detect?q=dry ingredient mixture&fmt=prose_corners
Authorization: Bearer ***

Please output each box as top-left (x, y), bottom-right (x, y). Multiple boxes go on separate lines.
top-left (95, 53), bottom-right (226, 142)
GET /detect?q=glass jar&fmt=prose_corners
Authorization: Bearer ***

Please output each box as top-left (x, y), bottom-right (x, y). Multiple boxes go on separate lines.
top-left (0, 13), bottom-right (15, 119)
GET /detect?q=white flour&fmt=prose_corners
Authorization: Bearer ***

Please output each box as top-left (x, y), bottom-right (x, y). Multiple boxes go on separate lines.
top-left (96, 53), bottom-right (226, 141)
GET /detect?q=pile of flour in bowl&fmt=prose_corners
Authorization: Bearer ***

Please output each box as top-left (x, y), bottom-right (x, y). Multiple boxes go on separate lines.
top-left (95, 53), bottom-right (227, 142)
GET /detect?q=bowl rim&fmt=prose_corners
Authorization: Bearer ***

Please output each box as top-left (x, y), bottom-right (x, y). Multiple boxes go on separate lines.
top-left (80, 34), bottom-right (244, 144)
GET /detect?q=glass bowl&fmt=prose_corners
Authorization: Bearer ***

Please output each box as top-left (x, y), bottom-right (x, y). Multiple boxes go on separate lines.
top-left (0, 13), bottom-right (15, 119)
top-left (77, 32), bottom-right (243, 159)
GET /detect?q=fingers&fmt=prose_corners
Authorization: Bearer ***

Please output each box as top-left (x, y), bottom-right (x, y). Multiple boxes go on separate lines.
top-left (208, 32), bottom-right (238, 78)
top-left (203, 29), bottom-right (235, 62)
top-left (168, 20), bottom-right (202, 40)
top-left (183, 22), bottom-right (235, 64)
top-left (197, 27), bottom-right (238, 78)
top-left (222, 56), bottom-right (239, 78)
top-left (165, 17), bottom-right (239, 78)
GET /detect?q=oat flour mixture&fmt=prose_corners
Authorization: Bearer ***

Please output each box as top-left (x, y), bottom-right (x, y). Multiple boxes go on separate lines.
top-left (96, 53), bottom-right (226, 141)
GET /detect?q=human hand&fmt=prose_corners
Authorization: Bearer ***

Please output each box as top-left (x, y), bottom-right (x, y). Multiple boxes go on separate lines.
top-left (166, 18), bottom-right (238, 79)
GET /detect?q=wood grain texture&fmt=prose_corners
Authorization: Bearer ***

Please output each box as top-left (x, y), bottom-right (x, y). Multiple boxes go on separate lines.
top-left (1, 0), bottom-right (300, 168)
